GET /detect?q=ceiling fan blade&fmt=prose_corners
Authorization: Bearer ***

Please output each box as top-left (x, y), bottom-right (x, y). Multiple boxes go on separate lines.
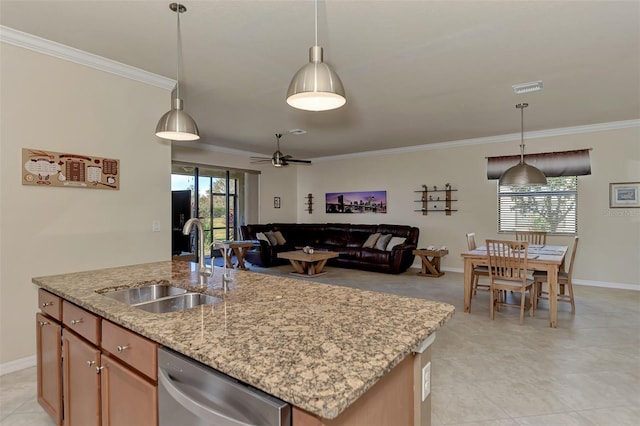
top-left (250, 157), bottom-right (273, 164)
top-left (285, 158), bottom-right (312, 164)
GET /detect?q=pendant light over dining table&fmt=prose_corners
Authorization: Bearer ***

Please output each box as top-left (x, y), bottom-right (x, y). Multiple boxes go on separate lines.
top-left (286, 0), bottom-right (346, 111)
top-left (155, 3), bottom-right (200, 141)
top-left (499, 103), bottom-right (547, 185)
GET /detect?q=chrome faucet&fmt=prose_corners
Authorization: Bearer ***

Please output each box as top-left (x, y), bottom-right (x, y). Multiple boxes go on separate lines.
top-left (182, 218), bottom-right (212, 286)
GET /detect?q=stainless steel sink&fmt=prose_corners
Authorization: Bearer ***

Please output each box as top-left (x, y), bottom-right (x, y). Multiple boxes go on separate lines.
top-left (101, 284), bottom-right (221, 313)
top-left (136, 293), bottom-right (221, 314)
top-left (102, 284), bottom-right (187, 305)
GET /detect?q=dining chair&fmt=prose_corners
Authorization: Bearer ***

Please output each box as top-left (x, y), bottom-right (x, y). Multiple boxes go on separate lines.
top-left (465, 233), bottom-right (490, 295)
top-left (533, 236), bottom-right (579, 313)
top-left (486, 240), bottom-right (536, 325)
top-left (515, 231), bottom-right (547, 245)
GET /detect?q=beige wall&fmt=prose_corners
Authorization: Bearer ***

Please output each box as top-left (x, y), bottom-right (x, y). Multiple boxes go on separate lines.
top-left (0, 44), bottom-right (171, 365)
top-left (296, 127), bottom-right (640, 287)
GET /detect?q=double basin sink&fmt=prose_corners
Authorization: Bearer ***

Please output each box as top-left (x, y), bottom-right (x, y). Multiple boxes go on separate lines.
top-left (102, 284), bottom-right (221, 314)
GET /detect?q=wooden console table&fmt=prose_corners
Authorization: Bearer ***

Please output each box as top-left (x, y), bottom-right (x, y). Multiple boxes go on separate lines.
top-left (413, 249), bottom-right (448, 277)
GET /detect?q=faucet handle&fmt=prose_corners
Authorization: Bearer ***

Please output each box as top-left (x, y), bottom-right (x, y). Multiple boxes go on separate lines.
top-left (200, 266), bottom-right (214, 278)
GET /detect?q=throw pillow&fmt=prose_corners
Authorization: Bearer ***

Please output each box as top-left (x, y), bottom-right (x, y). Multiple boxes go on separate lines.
top-left (362, 233), bottom-right (381, 248)
top-left (386, 237), bottom-right (406, 251)
top-left (374, 234), bottom-right (393, 250)
top-left (273, 230), bottom-right (287, 246)
top-left (256, 232), bottom-right (271, 246)
top-left (264, 230), bottom-right (279, 246)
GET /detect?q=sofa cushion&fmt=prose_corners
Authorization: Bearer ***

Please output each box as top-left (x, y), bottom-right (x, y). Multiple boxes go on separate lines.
top-left (264, 231), bottom-right (279, 246)
top-left (375, 234), bottom-right (393, 250)
top-left (386, 236), bottom-right (406, 251)
top-left (256, 232), bottom-right (271, 245)
top-left (362, 233), bottom-right (381, 248)
top-left (273, 230), bottom-right (287, 246)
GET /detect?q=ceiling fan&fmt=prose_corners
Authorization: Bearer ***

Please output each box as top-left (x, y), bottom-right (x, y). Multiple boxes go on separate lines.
top-left (250, 133), bottom-right (312, 168)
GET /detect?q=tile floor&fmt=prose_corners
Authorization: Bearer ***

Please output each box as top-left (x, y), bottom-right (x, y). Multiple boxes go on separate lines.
top-left (1, 266), bottom-right (639, 425)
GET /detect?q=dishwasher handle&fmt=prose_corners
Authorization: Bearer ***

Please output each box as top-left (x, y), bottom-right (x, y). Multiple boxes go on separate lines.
top-left (158, 367), bottom-right (252, 426)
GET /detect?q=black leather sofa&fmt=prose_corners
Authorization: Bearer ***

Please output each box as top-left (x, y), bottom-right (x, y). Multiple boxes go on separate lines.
top-left (239, 223), bottom-right (419, 274)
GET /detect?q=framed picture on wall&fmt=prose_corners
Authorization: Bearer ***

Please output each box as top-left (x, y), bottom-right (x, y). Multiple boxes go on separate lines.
top-left (609, 182), bottom-right (640, 208)
top-left (274, 197), bottom-right (281, 209)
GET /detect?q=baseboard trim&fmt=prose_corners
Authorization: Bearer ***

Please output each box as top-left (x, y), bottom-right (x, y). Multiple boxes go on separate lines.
top-left (440, 267), bottom-right (639, 291)
top-left (0, 355), bottom-right (37, 376)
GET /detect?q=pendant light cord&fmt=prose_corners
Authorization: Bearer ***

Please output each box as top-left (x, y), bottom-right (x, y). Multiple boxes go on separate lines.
top-left (314, 0), bottom-right (318, 46)
top-left (176, 5), bottom-right (181, 99)
top-left (517, 103), bottom-right (528, 164)
top-left (520, 105), bottom-right (524, 163)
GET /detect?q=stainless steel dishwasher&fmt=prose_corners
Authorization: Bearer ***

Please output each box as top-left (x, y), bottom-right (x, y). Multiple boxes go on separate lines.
top-left (158, 348), bottom-right (291, 426)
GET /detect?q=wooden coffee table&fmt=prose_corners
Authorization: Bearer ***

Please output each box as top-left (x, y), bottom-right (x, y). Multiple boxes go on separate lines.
top-left (277, 250), bottom-right (339, 277)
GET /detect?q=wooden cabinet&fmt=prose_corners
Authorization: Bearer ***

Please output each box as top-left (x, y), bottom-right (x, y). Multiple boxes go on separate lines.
top-left (63, 329), bottom-right (101, 426)
top-left (36, 292), bottom-right (158, 426)
top-left (36, 310), bottom-right (62, 426)
top-left (100, 354), bottom-right (158, 426)
top-left (414, 184), bottom-right (458, 216)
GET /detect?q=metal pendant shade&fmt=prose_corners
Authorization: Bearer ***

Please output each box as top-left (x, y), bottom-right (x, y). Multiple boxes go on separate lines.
top-left (155, 98), bottom-right (199, 141)
top-left (499, 103), bottom-right (547, 185)
top-left (155, 3), bottom-right (200, 141)
top-left (286, 0), bottom-right (346, 111)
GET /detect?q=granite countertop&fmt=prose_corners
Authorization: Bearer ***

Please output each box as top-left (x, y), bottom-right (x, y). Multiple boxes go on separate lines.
top-left (33, 261), bottom-right (455, 419)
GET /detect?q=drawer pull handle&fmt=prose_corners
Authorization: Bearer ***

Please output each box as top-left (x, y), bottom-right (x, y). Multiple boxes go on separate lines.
top-left (70, 319), bottom-right (83, 325)
top-left (116, 345), bottom-right (129, 353)
top-left (96, 366), bottom-right (103, 374)
top-left (41, 302), bottom-right (54, 308)
top-left (86, 360), bottom-right (95, 367)
top-left (39, 320), bottom-right (49, 327)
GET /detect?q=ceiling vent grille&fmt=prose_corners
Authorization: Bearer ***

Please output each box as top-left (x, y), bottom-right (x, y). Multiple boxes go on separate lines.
top-left (512, 81), bottom-right (543, 94)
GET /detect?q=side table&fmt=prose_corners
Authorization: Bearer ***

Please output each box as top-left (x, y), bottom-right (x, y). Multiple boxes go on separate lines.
top-left (215, 241), bottom-right (257, 270)
top-left (413, 249), bottom-right (448, 277)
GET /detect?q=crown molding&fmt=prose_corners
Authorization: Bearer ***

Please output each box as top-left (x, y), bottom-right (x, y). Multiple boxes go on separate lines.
top-left (0, 25), bottom-right (175, 90)
top-left (310, 119), bottom-right (640, 162)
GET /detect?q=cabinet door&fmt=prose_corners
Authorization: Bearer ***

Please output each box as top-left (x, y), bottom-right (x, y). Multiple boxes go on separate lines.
top-left (100, 354), bottom-right (158, 426)
top-left (36, 313), bottom-right (62, 426)
top-left (63, 330), bottom-right (101, 426)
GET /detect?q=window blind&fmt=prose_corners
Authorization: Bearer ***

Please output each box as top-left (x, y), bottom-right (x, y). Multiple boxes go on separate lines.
top-left (498, 176), bottom-right (578, 235)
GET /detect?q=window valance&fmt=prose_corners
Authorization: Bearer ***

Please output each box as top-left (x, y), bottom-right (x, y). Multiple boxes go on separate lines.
top-left (487, 149), bottom-right (591, 180)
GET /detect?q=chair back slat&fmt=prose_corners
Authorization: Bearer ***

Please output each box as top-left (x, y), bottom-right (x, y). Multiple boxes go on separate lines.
top-left (486, 240), bottom-right (530, 286)
top-left (466, 233), bottom-right (478, 251)
top-left (567, 236), bottom-right (579, 278)
top-left (515, 231), bottom-right (547, 245)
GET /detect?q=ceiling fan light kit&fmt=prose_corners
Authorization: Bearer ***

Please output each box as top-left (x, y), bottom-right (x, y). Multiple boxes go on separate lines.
top-left (286, 0), bottom-right (346, 112)
top-left (499, 103), bottom-right (547, 186)
top-left (155, 3), bottom-right (200, 141)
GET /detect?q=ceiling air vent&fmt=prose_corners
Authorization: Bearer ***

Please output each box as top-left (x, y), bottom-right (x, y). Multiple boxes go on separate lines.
top-left (512, 80), bottom-right (543, 94)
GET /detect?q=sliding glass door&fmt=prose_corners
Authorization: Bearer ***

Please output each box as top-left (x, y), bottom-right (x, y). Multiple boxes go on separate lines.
top-left (171, 164), bottom-right (243, 259)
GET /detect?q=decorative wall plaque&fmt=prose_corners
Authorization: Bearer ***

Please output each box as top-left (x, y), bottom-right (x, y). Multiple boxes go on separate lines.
top-left (22, 148), bottom-right (120, 190)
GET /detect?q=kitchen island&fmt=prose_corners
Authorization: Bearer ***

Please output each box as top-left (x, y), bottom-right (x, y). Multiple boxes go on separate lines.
top-left (33, 260), bottom-right (454, 425)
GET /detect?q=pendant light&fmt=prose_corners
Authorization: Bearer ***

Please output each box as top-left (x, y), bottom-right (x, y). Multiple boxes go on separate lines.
top-left (499, 103), bottom-right (547, 185)
top-left (155, 3), bottom-right (200, 141)
top-left (286, 0), bottom-right (346, 111)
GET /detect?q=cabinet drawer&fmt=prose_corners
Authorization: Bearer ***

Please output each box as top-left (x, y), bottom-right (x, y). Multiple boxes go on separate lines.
top-left (62, 301), bottom-right (100, 345)
top-left (38, 289), bottom-right (62, 322)
top-left (101, 321), bottom-right (157, 381)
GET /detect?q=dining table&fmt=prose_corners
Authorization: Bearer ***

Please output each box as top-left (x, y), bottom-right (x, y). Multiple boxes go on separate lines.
top-left (461, 244), bottom-right (568, 327)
